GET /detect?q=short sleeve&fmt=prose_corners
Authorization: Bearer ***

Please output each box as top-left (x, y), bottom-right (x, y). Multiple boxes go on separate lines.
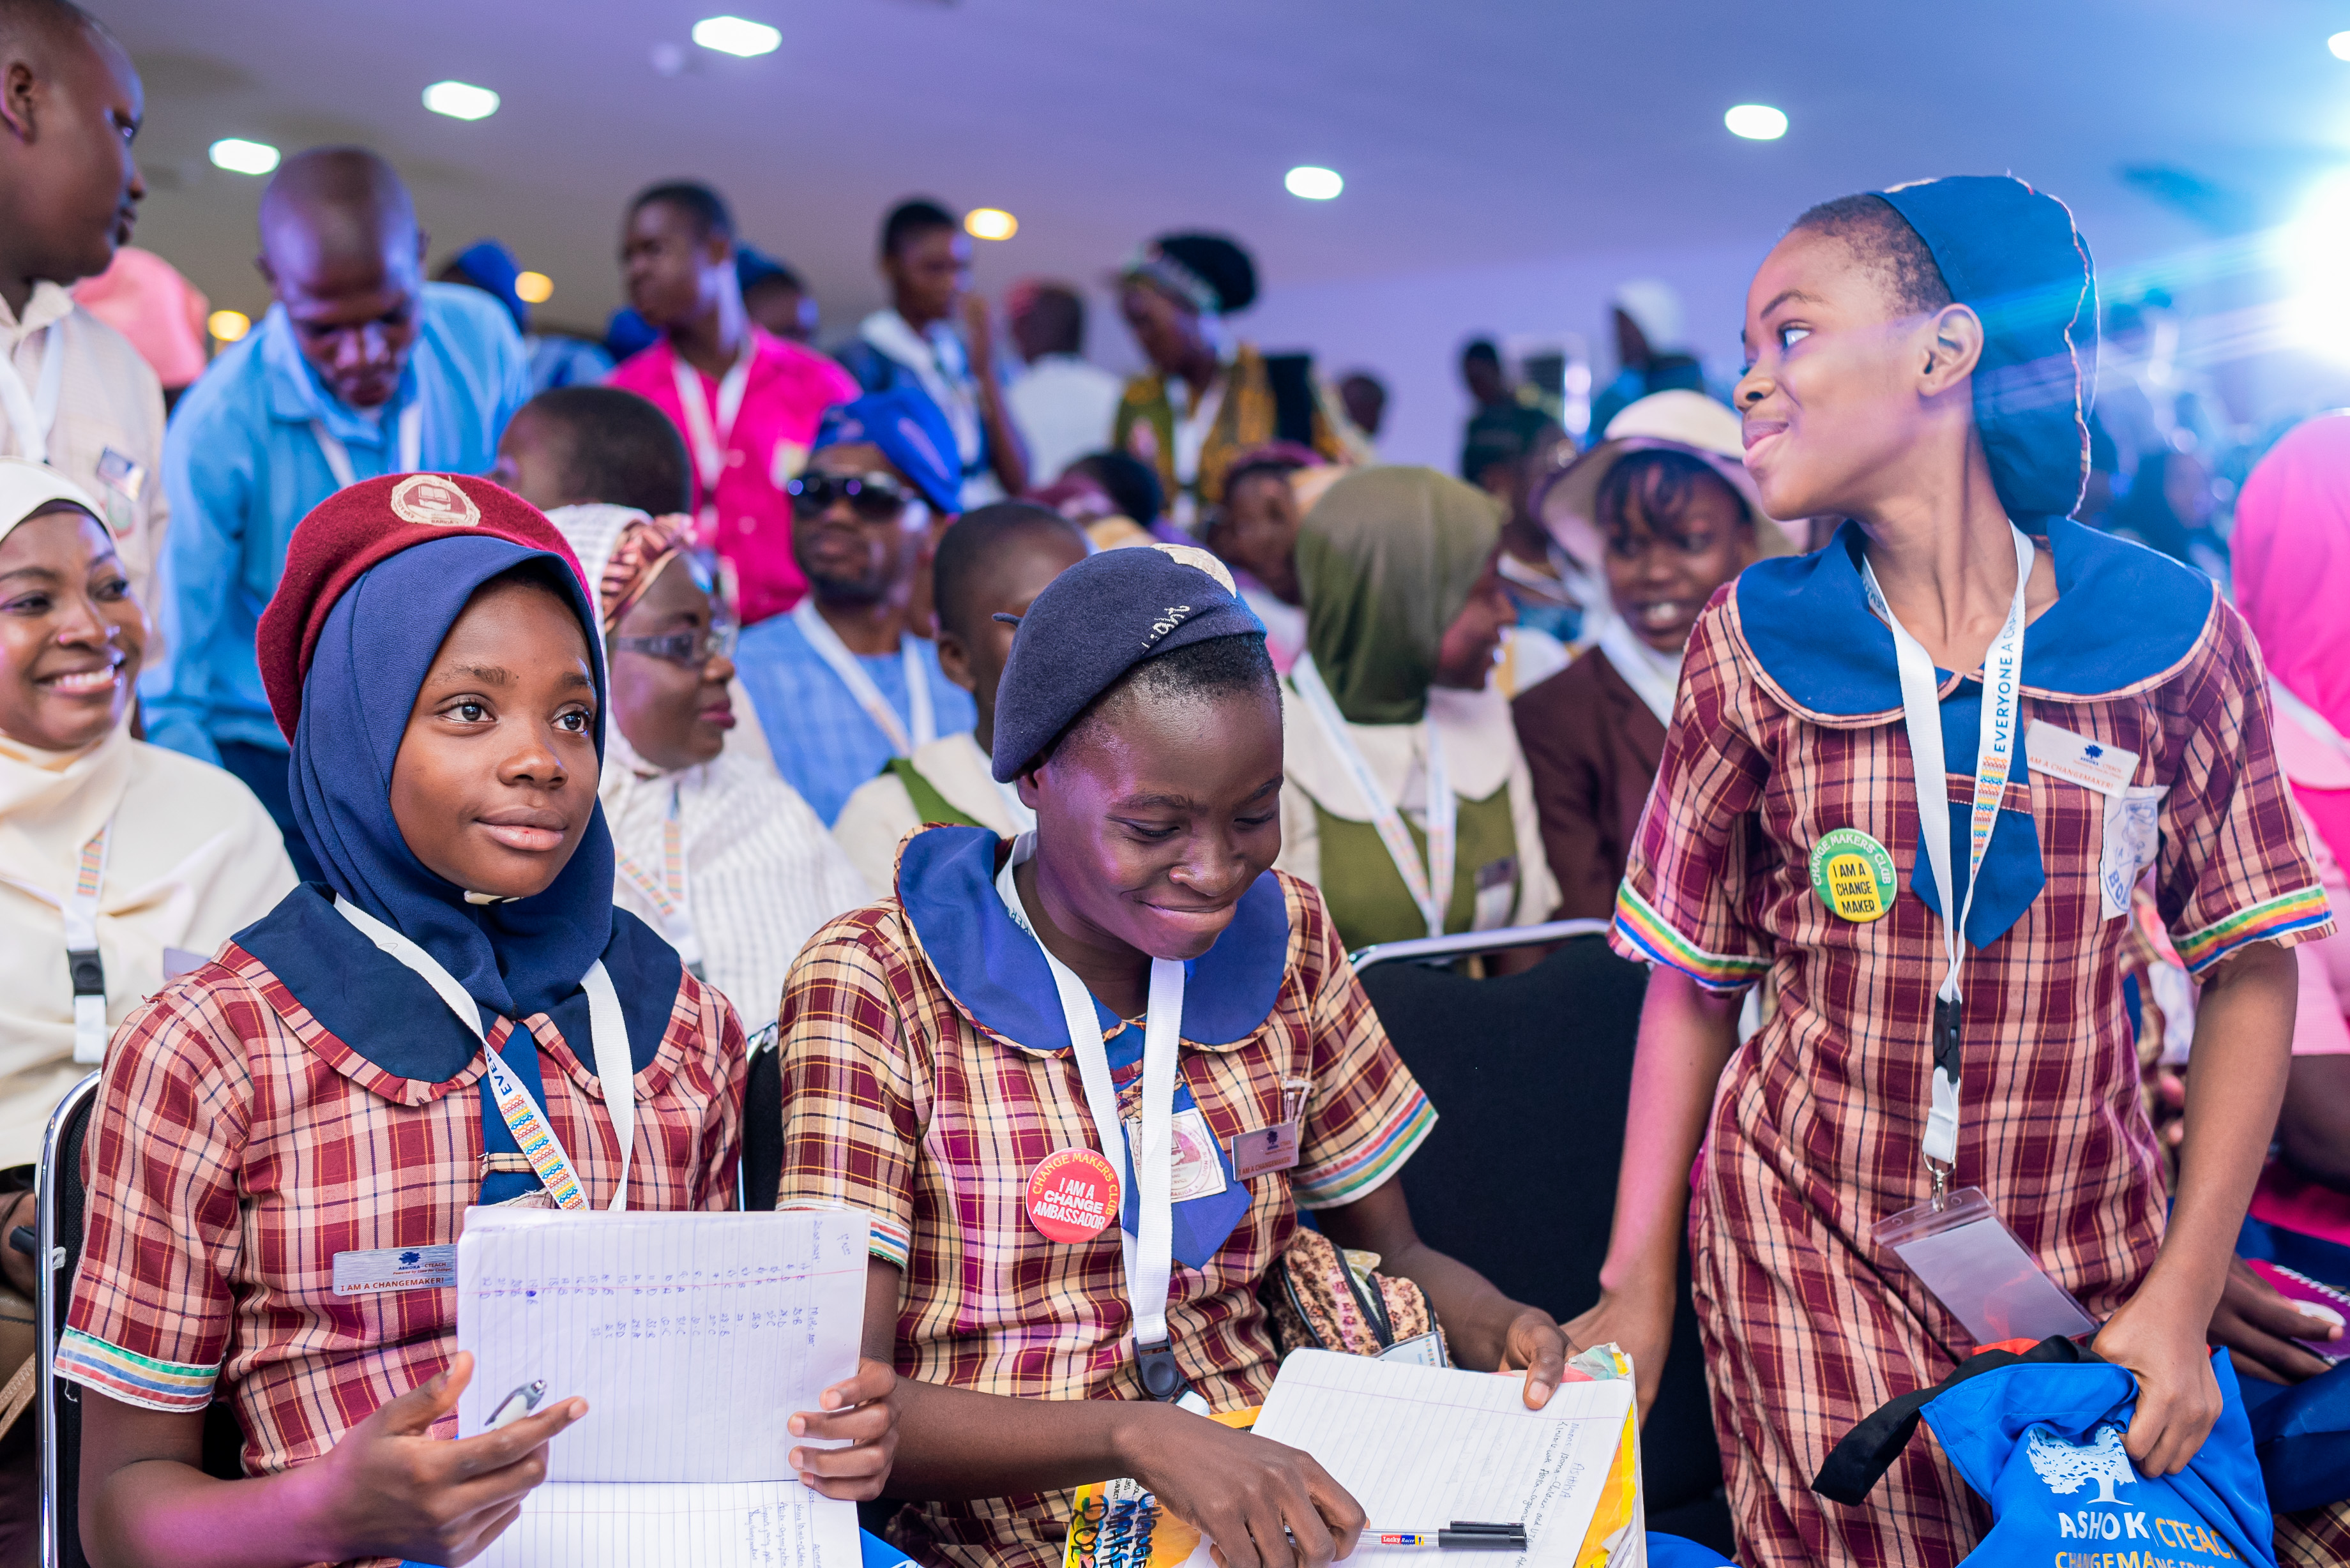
top-left (58, 988), bottom-right (252, 1412)
top-left (1609, 599), bottom-right (1773, 992)
top-left (2158, 607), bottom-right (2337, 977)
top-left (1291, 893), bottom-right (1437, 1210)
top-left (774, 916), bottom-right (923, 1268)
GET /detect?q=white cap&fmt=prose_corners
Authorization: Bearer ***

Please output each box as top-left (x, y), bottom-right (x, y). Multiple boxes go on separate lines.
top-left (1535, 391), bottom-right (1795, 567)
top-left (0, 457), bottom-right (107, 546)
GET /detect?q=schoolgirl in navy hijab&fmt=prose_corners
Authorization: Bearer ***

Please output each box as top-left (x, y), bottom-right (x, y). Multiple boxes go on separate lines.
top-left (58, 474), bottom-right (895, 1565)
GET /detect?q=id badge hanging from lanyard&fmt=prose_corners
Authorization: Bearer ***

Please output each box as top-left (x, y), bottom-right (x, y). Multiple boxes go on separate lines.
top-left (1290, 653), bottom-right (1452, 939)
top-left (791, 598), bottom-right (936, 758)
top-left (331, 896), bottom-right (638, 1211)
top-left (0, 315), bottom-right (68, 464)
top-left (992, 833), bottom-right (1204, 1409)
top-left (1863, 525), bottom-right (2097, 1344)
top-left (312, 402), bottom-right (423, 492)
top-left (675, 343), bottom-right (754, 533)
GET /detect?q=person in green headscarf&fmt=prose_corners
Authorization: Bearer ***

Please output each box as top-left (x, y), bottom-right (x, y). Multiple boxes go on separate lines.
top-left (1278, 465), bottom-right (1558, 951)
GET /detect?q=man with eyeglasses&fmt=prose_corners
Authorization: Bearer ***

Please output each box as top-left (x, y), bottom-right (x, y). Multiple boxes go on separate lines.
top-left (734, 387), bottom-right (977, 825)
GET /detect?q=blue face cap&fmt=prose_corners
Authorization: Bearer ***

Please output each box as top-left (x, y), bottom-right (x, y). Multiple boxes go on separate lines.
top-left (1875, 176), bottom-right (2097, 524)
top-left (814, 388), bottom-right (964, 514)
top-left (989, 543), bottom-right (1268, 782)
top-left (450, 239), bottom-right (527, 333)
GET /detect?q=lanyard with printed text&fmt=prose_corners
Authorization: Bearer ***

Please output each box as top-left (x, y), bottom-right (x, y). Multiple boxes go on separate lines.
top-left (0, 315), bottom-right (66, 464)
top-left (673, 341), bottom-right (754, 528)
top-left (791, 597), bottom-right (936, 757)
top-left (311, 402), bottom-right (423, 492)
top-left (332, 896), bottom-right (636, 1210)
top-left (1861, 524), bottom-right (2035, 1193)
top-left (1290, 652), bottom-right (1453, 939)
top-left (614, 783), bottom-right (704, 977)
top-left (992, 831), bottom-right (1190, 1401)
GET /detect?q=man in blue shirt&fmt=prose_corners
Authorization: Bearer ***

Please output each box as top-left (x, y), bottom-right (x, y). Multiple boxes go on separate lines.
top-left (147, 147), bottom-right (526, 875)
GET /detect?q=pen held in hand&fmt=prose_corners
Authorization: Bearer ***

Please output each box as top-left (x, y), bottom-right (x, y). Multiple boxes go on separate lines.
top-left (485, 1378), bottom-right (548, 1431)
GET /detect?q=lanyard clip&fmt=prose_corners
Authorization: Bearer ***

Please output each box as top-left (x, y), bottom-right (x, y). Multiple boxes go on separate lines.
top-left (1926, 1157), bottom-right (1952, 1212)
top-left (1137, 1338), bottom-right (1191, 1403)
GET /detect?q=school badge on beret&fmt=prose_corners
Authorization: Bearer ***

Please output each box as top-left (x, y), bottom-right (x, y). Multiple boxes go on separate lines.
top-left (1808, 826), bottom-right (1896, 922)
top-left (389, 474), bottom-right (482, 529)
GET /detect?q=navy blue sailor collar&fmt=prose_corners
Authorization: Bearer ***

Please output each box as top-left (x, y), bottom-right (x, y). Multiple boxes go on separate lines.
top-left (895, 824), bottom-right (1292, 1053)
top-left (1730, 516), bottom-right (2218, 722)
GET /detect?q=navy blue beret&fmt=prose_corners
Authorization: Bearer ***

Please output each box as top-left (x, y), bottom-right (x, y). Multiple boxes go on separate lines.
top-left (991, 543), bottom-right (1266, 781)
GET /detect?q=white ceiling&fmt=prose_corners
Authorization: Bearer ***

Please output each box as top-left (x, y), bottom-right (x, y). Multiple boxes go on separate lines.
top-left (99, 0), bottom-right (2350, 413)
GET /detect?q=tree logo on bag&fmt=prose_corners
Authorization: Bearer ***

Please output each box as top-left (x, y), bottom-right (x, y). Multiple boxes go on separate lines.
top-left (2028, 1424), bottom-right (2137, 1505)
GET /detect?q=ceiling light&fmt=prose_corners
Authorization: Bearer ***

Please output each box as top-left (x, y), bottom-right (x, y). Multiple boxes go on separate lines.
top-left (964, 208), bottom-right (1017, 241)
top-left (692, 15), bottom-right (781, 56)
top-left (207, 310), bottom-right (250, 343)
top-left (1285, 165), bottom-right (1343, 200)
top-left (208, 137), bottom-right (279, 176)
top-left (423, 80), bottom-right (499, 121)
top-left (1724, 104), bottom-right (1789, 140)
top-left (2331, 31), bottom-right (2350, 60)
top-left (515, 271), bottom-right (554, 304)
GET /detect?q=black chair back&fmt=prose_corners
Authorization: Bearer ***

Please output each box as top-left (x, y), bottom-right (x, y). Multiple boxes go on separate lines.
top-left (742, 1029), bottom-right (784, 1211)
top-left (1357, 935), bottom-right (1729, 1545)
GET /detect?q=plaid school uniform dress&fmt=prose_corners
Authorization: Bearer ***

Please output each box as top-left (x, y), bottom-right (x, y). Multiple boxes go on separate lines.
top-left (775, 824), bottom-right (1436, 1568)
top-left (1610, 522), bottom-right (2333, 1568)
top-left (57, 930), bottom-right (743, 1488)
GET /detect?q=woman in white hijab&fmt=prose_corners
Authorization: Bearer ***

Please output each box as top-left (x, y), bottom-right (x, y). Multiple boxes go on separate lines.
top-left (0, 460), bottom-right (294, 1391)
top-left (547, 505), bottom-right (869, 1034)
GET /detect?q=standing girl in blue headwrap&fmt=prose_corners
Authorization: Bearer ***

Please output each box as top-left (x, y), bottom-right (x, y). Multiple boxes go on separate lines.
top-left (61, 474), bottom-right (896, 1565)
top-left (1573, 178), bottom-right (2328, 1564)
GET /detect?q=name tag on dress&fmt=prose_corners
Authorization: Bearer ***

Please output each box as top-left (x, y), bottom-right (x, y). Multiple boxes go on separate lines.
top-left (333, 1244), bottom-right (456, 1295)
top-left (2025, 720), bottom-right (2139, 795)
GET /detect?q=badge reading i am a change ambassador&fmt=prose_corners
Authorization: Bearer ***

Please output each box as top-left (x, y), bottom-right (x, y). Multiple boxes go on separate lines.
top-left (1808, 826), bottom-right (1898, 922)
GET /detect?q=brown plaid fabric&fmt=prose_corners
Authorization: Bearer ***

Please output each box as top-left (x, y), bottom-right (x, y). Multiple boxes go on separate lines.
top-left (1611, 587), bottom-right (2331, 1567)
top-left (2276, 1500), bottom-right (2350, 1566)
top-left (61, 940), bottom-right (743, 1479)
top-left (776, 863), bottom-right (1434, 1568)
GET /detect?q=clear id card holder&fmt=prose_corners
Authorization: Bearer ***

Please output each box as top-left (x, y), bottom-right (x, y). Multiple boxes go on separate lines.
top-left (1874, 1187), bottom-right (2098, 1345)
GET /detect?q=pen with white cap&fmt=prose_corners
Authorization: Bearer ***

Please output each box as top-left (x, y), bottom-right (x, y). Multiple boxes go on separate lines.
top-left (485, 1378), bottom-right (548, 1431)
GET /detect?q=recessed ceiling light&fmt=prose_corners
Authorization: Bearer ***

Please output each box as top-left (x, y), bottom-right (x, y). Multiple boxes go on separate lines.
top-left (1725, 103), bottom-right (1789, 140)
top-left (692, 15), bottom-right (781, 57)
top-left (515, 271), bottom-right (554, 304)
top-left (207, 309), bottom-right (251, 343)
top-left (208, 137), bottom-right (279, 176)
top-left (2331, 31), bottom-right (2350, 60)
top-left (423, 80), bottom-right (500, 121)
top-left (964, 208), bottom-right (1017, 241)
top-left (1285, 165), bottom-right (1343, 200)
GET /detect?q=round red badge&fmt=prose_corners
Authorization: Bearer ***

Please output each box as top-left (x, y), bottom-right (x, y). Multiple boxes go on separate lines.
top-left (1025, 1147), bottom-right (1121, 1243)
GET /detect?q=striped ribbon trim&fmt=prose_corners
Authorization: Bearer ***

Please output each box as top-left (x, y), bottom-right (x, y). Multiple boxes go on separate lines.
top-left (2175, 885), bottom-right (2335, 975)
top-left (1611, 881), bottom-right (1770, 992)
top-left (56, 1327), bottom-right (216, 1412)
top-left (1292, 1090), bottom-right (1437, 1209)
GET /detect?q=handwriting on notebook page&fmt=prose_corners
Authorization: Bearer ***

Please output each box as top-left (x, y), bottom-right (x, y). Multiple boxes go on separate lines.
top-left (455, 1207), bottom-right (869, 1487)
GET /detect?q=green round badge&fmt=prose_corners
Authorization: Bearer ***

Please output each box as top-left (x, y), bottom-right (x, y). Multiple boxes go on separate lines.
top-left (1808, 827), bottom-right (1897, 923)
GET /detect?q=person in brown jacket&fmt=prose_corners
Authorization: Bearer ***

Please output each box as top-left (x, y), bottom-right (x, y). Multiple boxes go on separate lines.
top-left (1513, 392), bottom-right (1792, 918)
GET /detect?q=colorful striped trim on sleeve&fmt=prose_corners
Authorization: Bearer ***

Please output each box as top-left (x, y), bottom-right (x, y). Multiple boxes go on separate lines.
top-left (782, 1203), bottom-right (911, 1270)
top-left (1611, 882), bottom-right (1771, 993)
top-left (1293, 1090), bottom-right (1437, 1210)
top-left (2174, 884), bottom-right (2337, 976)
top-left (54, 1327), bottom-right (218, 1413)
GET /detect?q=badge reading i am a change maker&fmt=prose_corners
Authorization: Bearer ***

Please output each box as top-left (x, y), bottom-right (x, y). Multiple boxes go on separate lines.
top-left (1808, 826), bottom-right (1897, 922)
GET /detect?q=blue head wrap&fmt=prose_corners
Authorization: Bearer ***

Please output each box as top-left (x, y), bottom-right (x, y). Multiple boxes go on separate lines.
top-left (1876, 176), bottom-right (2097, 524)
top-left (815, 387), bottom-right (964, 514)
top-left (450, 239), bottom-right (528, 334)
top-left (289, 534), bottom-right (620, 1025)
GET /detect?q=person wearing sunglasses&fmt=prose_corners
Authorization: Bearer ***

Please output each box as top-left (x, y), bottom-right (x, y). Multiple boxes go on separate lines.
top-left (734, 387), bottom-right (977, 825)
top-left (549, 502), bottom-right (869, 1034)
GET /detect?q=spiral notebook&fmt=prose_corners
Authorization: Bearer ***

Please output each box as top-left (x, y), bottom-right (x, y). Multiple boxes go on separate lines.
top-left (455, 1205), bottom-right (871, 1567)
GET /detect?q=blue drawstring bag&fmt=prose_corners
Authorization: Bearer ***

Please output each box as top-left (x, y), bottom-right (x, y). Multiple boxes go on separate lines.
top-left (2240, 1359), bottom-right (2350, 1514)
top-left (1816, 1338), bottom-right (2276, 1565)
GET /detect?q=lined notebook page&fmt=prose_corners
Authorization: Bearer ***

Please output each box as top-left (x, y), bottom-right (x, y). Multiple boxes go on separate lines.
top-left (477, 1481), bottom-right (861, 1568)
top-left (455, 1207), bottom-right (868, 1486)
top-left (1236, 1352), bottom-right (1637, 1565)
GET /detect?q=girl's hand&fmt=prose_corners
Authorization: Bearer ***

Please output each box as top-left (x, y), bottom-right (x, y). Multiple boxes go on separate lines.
top-left (2093, 1293), bottom-right (2224, 1477)
top-left (1124, 1405), bottom-right (1365, 1568)
top-left (2206, 1256), bottom-right (2341, 1385)
top-left (789, 1357), bottom-right (898, 1500)
top-left (1562, 1286), bottom-right (1672, 1419)
top-left (1496, 1308), bottom-right (1573, 1409)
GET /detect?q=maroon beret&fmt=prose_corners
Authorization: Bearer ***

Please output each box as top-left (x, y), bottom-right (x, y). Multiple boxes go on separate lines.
top-left (255, 473), bottom-right (589, 742)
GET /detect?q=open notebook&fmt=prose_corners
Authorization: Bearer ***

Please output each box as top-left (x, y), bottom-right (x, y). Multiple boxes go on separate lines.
top-left (456, 1206), bottom-right (870, 1567)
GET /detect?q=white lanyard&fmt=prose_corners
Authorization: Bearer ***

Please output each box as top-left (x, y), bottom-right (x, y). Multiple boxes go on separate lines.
top-left (1860, 524), bottom-right (2035, 1179)
top-left (791, 597), bottom-right (935, 757)
top-left (673, 340), bottom-right (755, 525)
top-left (1290, 652), bottom-right (1453, 939)
top-left (0, 313), bottom-right (67, 464)
top-left (1594, 612), bottom-right (1683, 727)
top-left (992, 833), bottom-right (1185, 1364)
top-left (311, 402), bottom-right (423, 492)
top-left (614, 783), bottom-right (703, 973)
top-left (64, 822), bottom-right (111, 1064)
top-left (332, 897), bottom-right (636, 1211)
